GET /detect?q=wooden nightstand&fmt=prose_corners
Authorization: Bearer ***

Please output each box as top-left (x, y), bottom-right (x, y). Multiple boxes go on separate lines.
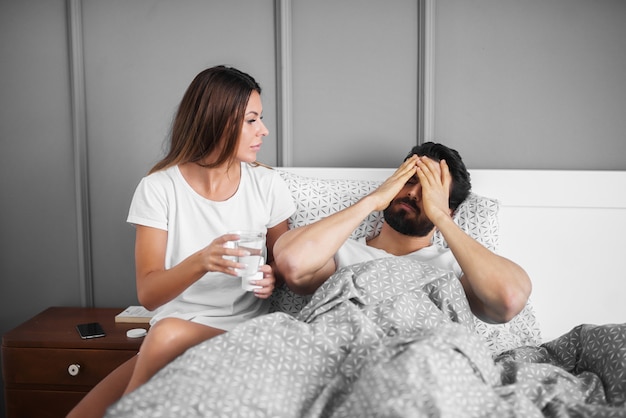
top-left (2, 307), bottom-right (147, 418)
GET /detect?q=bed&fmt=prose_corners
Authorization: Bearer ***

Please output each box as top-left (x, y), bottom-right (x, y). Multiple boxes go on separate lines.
top-left (105, 167), bottom-right (626, 417)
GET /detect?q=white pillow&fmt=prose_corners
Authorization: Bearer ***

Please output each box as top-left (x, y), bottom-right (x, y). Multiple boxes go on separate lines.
top-left (270, 169), bottom-right (542, 354)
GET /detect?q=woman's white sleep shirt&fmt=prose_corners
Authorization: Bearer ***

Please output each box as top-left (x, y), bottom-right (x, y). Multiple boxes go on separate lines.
top-left (127, 163), bottom-right (295, 331)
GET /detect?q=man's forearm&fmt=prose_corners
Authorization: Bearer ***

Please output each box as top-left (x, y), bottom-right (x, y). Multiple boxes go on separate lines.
top-left (436, 215), bottom-right (532, 323)
top-left (273, 195), bottom-right (379, 293)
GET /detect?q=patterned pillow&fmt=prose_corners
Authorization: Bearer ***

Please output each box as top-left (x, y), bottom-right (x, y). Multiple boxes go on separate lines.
top-left (275, 170), bottom-right (500, 249)
top-left (269, 169), bottom-right (543, 353)
top-left (277, 170), bottom-right (384, 240)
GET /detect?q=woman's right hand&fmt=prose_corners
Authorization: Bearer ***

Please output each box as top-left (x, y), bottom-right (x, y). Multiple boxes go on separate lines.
top-left (198, 233), bottom-right (247, 276)
top-left (136, 229), bottom-right (247, 310)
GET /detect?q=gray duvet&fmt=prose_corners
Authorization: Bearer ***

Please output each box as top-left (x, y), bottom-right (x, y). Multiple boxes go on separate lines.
top-left (105, 258), bottom-right (626, 417)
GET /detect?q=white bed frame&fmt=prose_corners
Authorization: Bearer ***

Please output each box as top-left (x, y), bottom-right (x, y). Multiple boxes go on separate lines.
top-left (281, 167), bottom-right (626, 342)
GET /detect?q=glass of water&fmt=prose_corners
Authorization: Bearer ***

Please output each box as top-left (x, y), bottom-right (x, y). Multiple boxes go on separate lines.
top-left (227, 231), bottom-right (266, 291)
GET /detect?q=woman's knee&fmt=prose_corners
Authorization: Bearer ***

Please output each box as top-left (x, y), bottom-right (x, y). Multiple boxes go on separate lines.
top-left (143, 318), bottom-right (187, 345)
top-left (140, 318), bottom-right (225, 361)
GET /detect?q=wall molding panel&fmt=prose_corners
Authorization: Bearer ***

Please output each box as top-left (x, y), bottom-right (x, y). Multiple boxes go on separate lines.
top-left (422, 0), bottom-right (435, 142)
top-left (274, 0), bottom-right (294, 167)
top-left (67, 0), bottom-right (94, 307)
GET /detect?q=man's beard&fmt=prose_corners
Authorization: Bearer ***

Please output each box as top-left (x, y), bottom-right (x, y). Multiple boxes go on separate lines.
top-left (383, 197), bottom-right (435, 237)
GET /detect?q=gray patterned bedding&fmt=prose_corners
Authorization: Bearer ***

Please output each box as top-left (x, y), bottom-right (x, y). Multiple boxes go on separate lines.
top-left (105, 257), bottom-right (626, 417)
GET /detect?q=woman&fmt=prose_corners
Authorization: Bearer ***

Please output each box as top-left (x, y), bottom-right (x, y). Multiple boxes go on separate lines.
top-left (68, 65), bottom-right (295, 417)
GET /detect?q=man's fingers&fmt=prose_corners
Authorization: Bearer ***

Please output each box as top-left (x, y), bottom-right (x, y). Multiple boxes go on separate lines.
top-left (440, 159), bottom-right (452, 189)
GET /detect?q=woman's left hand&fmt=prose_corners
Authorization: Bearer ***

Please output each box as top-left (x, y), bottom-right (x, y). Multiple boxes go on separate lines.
top-left (252, 264), bottom-right (275, 299)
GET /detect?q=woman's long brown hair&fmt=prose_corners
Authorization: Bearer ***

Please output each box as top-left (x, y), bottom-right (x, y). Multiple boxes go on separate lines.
top-left (150, 66), bottom-right (261, 174)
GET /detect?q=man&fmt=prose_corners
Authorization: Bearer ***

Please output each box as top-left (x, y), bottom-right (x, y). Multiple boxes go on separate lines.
top-left (274, 142), bottom-right (531, 324)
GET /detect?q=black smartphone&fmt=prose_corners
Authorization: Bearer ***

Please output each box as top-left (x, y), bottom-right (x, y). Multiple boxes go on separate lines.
top-left (76, 322), bottom-right (106, 339)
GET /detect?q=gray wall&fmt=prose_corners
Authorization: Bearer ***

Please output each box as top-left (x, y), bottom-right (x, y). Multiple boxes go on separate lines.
top-left (291, 0), bottom-right (418, 167)
top-left (1, 0), bottom-right (81, 336)
top-left (433, 0), bottom-right (626, 169)
top-left (1, 0), bottom-right (625, 415)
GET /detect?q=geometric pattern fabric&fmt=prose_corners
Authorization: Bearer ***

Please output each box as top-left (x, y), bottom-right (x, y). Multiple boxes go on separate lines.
top-left (106, 259), bottom-right (626, 418)
top-left (275, 170), bottom-right (501, 250)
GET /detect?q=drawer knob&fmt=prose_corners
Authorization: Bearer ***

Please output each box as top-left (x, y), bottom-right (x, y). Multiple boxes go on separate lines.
top-left (68, 364), bottom-right (81, 376)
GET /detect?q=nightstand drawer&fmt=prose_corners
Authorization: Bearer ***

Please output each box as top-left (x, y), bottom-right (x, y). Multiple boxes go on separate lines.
top-left (5, 388), bottom-right (87, 418)
top-left (3, 346), bottom-right (137, 387)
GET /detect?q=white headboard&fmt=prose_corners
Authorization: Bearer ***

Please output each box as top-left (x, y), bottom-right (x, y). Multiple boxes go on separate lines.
top-left (280, 167), bottom-right (626, 342)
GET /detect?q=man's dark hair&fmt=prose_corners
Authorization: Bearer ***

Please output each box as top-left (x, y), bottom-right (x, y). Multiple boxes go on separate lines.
top-left (405, 142), bottom-right (471, 211)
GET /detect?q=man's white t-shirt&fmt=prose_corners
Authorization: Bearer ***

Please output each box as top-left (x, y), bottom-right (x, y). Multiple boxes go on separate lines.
top-left (127, 163), bottom-right (295, 331)
top-left (335, 237), bottom-right (462, 279)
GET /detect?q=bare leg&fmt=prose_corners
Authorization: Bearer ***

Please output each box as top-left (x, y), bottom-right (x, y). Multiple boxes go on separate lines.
top-left (66, 355), bottom-right (137, 418)
top-left (123, 318), bottom-right (225, 395)
top-left (66, 319), bottom-right (224, 417)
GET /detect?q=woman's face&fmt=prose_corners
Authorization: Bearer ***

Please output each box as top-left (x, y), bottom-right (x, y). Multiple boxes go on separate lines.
top-left (236, 90), bottom-right (268, 163)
